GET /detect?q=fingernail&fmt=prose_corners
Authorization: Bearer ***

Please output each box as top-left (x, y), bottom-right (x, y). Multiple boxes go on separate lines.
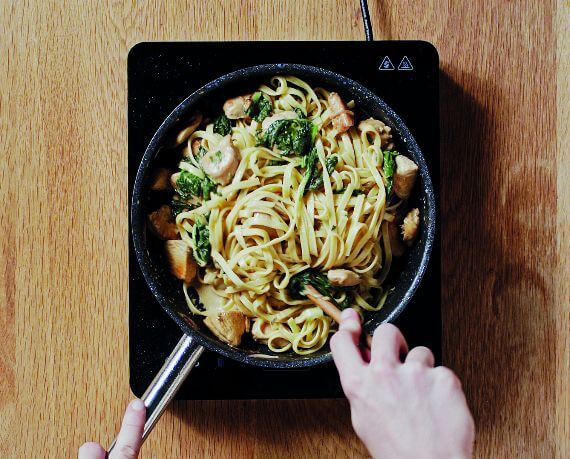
top-left (130, 399), bottom-right (145, 412)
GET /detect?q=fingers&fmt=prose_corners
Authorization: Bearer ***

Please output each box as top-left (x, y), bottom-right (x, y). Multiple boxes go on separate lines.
top-left (405, 346), bottom-right (435, 367)
top-left (78, 442), bottom-right (106, 459)
top-left (331, 308), bottom-right (366, 379)
top-left (109, 399), bottom-right (146, 459)
top-left (370, 323), bottom-right (408, 368)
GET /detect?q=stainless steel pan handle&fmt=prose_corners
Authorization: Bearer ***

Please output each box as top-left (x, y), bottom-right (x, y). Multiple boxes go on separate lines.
top-left (108, 334), bottom-right (204, 454)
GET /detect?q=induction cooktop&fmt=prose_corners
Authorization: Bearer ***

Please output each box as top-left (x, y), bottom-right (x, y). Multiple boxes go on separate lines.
top-left (128, 41), bottom-right (440, 400)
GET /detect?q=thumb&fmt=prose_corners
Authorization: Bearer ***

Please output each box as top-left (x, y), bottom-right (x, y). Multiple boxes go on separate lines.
top-left (110, 399), bottom-right (146, 459)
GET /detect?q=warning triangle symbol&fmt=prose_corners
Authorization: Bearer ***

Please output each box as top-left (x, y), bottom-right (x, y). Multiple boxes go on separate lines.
top-left (398, 56), bottom-right (413, 70)
top-left (379, 56), bottom-right (395, 70)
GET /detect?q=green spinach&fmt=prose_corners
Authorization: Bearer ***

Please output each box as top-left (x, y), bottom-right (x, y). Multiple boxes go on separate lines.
top-left (307, 155), bottom-right (338, 191)
top-left (246, 92), bottom-right (272, 122)
top-left (264, 119), bottom-right (316, 156)
top-left (213, 113), bottom-right (231, 136)
top-left (191, 217), bottom-right (211, 266)
top-left (382, 150), bottom-right (399, 196)
top-left (175, 170), bottom-right (217, 201)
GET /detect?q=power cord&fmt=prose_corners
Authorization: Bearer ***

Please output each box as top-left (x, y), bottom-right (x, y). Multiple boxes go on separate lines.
top-left (359, 0), bottom-right (374, 41)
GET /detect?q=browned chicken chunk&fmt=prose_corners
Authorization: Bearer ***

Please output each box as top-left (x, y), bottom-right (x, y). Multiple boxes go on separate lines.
top-left (393, 155), bottom-right (419, 200)
top-left (204, 311), bottom-right (248, 346)
top-left (327, 269), bottom-right (361, 287)
top-left (401, 208), bottom-right (420, 245)
top-left (149, 168), bottom-right (172, 192)
top-left (328, 92), bottom-right (354, 133)
top-left (251, 319), bottom-right (288, 347)
top-left (387, 219), bottom-right (407, 257)
top-left (147, 205), bottom-right (178, 240)
top-left (164, 240), bottom-right (197, 283)
top-left (201, 135), bottom-right (241, 185)
top-left (223, 95), bottom-right (253, 120)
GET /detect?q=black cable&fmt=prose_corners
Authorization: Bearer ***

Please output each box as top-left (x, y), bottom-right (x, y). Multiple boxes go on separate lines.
top-left (359, 0), bottom-right (374, 41)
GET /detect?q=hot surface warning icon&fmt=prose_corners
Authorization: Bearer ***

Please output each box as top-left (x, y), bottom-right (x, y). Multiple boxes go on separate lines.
top-left (398, 56), bottom-right (413, 70)
top-left (379, 56), bottom-right (395, 70)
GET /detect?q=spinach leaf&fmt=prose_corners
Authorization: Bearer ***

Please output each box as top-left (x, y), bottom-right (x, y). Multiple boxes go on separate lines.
top-left (176, 170), bottom-right (202, 199)
top-left (175, 170), bottom-right (217, 201)
top-left (213, 114), bottom-right (231, 136)
top-left (307, 155), bottom-right (338, 191)
top-left (291, 120), bottom-right (314, 157)
top-left (294, 107), bottom-right (306, 119)
top-left (382, 150), bottom-right (399, 196)
top-left (201, 175), bottom-right (217, 201)
top-left (171, 197), bottom-right (195, 218)
top-left (288, 269), bottom-right (332, 299)
top-left (246, 92), bottom-right (272, 122)
top-left (264, 119), bottom-right (292, 151)
top-left (264, 119), bottom-right (315, 156)
top-left (191, 217), bottom-right (211, 266)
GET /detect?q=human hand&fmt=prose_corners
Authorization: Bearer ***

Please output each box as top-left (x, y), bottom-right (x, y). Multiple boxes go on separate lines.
top-left (78, 399), bottom-right (146, 459)
top-left (330, 309), bottom-right (475, 459)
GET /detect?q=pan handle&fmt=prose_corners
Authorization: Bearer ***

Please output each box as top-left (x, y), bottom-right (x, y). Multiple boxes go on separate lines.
top-left (108, 334), bottom-right (204, 453)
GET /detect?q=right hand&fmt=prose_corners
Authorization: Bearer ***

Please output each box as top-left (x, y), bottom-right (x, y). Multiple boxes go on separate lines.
top-left (330, 308), bottom-right (475, 459)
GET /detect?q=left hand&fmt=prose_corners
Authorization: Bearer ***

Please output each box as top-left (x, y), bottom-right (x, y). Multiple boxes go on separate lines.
top-left (78, 399), bottom-right (146, 459)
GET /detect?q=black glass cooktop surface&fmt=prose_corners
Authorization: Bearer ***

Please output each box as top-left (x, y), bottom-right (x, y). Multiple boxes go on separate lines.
top-left (128, 41), bottom-right (440, 400)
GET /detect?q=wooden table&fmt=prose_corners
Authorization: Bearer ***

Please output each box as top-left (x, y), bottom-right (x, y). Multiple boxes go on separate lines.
top-left (1, 1), bottom-right (568, 457)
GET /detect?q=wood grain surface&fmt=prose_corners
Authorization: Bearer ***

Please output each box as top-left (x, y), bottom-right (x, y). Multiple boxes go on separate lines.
top-left (1, 1), bottom-right (568, 458)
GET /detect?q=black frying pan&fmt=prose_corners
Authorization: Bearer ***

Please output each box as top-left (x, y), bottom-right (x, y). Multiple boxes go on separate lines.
top-left (112, 63), bottom-right (436, 449)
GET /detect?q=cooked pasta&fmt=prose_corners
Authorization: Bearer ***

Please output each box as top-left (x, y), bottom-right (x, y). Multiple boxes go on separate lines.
top-left (147, 76), bottom-right (420, 355)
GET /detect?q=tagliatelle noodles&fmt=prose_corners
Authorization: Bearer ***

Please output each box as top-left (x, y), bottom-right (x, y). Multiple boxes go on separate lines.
top-left (176, 76), bottom-right (396, 355)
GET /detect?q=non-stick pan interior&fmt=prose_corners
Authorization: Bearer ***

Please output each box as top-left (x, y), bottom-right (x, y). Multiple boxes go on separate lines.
top-left (131, 64), bottom-right (436, 368)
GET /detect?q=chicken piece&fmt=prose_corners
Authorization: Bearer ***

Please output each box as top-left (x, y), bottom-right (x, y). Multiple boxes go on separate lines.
top-left (393, 155), bottom-right (419, 200)
top-left (200, 135), bottom-right (241, 185)
top-left (401, 208), bottom-right (420, 245)
top-left (261, 110), bottom-right (298, 131)
top-left (175, 112), bottom-right (203, 146)
top-left (164, 240), bottom-right (197, 283)
top-left (387, 219), bottom-right (407, 257)
top-left (203, 311), bottom-right (248, 346)
top-left (251, 319), bottom-right (288, 346)
top-left (149, 168), bottom-right (172, 192)
top-left (328, 92), bottom-right (354, 133)
top-left (223, 95), bottom-right (253, 120)
top-left (327, 269), bottom-right (361, 287)
top-left (147, 205), bottom-right (178, 240)
top-left (250, 212), bottom-right (278, 239)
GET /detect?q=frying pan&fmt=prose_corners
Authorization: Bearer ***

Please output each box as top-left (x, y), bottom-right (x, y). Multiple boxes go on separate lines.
top-left (113, 63), bottom-right (436, 450)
